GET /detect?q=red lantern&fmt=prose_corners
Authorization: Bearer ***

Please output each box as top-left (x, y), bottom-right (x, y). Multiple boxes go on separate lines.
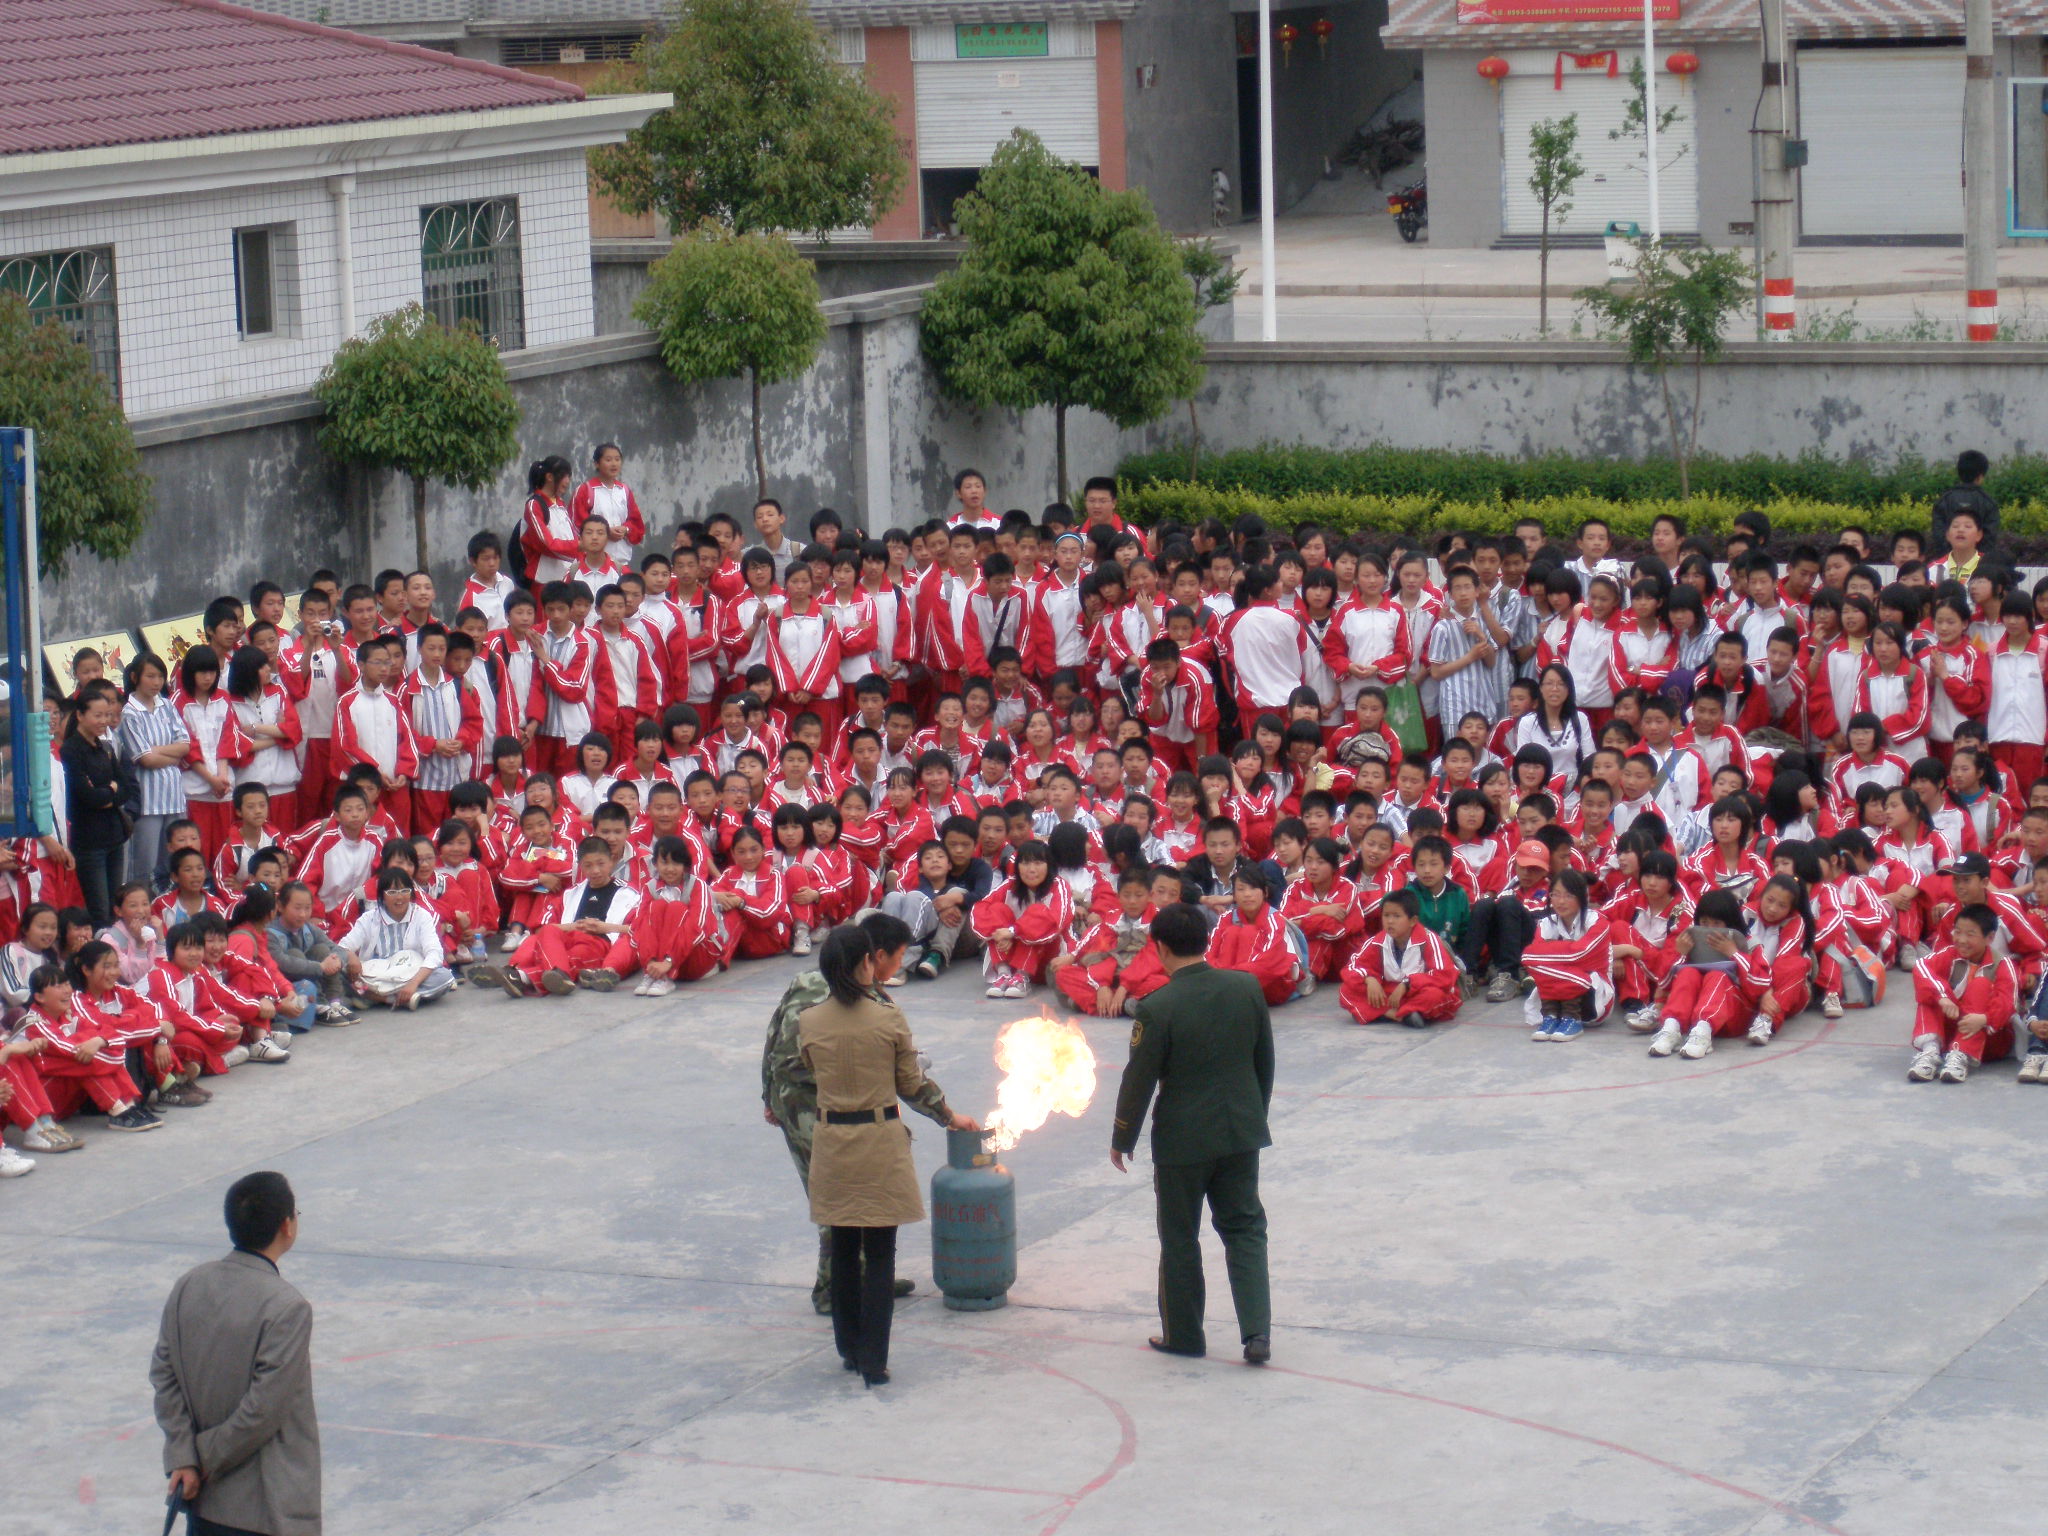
top-left (1277, 22), bottom-right (1299, 66)
top-left (1311, 16), bottom-right (1334, 57)
top-left (1477, 55), bottom-right (1510, 81)
top-left (1666, 49), bottom-right (1700, 76)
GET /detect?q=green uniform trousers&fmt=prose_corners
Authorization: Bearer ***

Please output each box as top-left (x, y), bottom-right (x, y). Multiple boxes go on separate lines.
top-left (1153, 1149), bottom-right (1269, 1353)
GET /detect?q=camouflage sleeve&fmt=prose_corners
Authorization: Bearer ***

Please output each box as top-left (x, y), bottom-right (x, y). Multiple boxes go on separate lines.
top-left (761, 971), bottom-right (826, 1112)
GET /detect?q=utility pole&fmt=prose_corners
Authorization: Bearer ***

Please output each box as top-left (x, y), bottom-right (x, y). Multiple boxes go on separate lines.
top-left (1643, 0), bottom-right (1661, 242)
top-left (1754, 0), bottom-right (1796, 337)
top-left (1258, 0), bottom-right (1278, 342)
top-left (1964, 0), bottom-right (1999, 340)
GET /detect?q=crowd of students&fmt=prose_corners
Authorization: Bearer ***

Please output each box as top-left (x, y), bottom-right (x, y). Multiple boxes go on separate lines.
top-left (5, 446), bottom-right (2047, 1180)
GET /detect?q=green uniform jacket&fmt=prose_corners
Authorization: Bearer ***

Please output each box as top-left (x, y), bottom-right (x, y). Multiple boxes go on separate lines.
top-left (1410, 878), bottom-right (1470, 951)
top-left (1111, 961), bottom-right (1275, 1165)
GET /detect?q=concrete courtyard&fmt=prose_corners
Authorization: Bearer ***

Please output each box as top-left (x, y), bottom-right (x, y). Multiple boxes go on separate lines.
top-left (5, 949), bottom-right (2041, 1535)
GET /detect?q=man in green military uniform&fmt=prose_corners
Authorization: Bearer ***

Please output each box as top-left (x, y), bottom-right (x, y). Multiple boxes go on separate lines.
top-left (1110, 902), bottom-right (1275, 1364)
top-left (761, 911), bottom-right (934, 1313)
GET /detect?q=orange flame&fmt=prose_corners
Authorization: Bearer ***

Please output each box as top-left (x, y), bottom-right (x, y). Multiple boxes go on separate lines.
top-left (985, 1006), bottom-right (1098, 1153)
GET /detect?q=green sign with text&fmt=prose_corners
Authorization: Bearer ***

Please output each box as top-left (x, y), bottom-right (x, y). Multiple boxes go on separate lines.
top-left (955, 22), bottom-right (1049, 57)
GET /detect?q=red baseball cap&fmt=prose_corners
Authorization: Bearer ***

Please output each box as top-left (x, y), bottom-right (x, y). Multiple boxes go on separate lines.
top-left (1514, 839), bottom-right (1549, 869)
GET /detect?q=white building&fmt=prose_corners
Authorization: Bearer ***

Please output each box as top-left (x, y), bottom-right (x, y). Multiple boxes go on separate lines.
top-left (0, 0), bottom-right (670, 417)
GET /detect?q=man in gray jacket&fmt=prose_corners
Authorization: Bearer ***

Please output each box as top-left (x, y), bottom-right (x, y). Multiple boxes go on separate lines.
top-left (152, 1171), bottom-right (321, 1535)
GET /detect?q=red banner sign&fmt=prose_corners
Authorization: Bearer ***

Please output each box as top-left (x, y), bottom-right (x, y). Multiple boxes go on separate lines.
top-left (1458, 0), bottom-right (1679, 22)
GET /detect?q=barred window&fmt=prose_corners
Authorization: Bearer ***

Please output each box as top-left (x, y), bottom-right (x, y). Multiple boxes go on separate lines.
top-left (0, 245), bottom-right (119, 394)
top-left (420, 198), bottom-right (525, 350)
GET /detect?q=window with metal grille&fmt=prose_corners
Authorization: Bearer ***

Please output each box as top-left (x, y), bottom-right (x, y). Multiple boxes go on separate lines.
top-left (420, 198), bottom-right (525, 350)
top-left (0, 246), bottom-right (120, 394)
top-left (498, 33), bottom-right (640, 65)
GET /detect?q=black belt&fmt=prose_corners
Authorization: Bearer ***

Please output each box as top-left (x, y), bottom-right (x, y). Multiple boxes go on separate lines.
top-left (824, 1106), bottom-right (900, 1125)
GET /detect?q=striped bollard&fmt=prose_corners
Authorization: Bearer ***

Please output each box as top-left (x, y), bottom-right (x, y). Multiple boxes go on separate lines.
top-left (1763, 277), bottom-right (1795, 338)
top-left (1967, 288), bottom-right (1999, 342)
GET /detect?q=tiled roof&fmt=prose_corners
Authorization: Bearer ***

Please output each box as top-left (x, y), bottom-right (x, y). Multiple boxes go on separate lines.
top-left (1, 0), bottom-right (585, 158)
top-left (1385, 0), bottom-right (2048, 47)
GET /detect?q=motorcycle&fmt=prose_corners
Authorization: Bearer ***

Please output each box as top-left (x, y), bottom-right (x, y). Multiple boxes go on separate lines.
top-left (1388, 179), bottom-right (1427, 243)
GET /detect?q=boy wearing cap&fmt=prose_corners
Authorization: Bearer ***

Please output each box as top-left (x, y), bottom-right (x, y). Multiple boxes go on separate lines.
top-left (1462, 838), bottom-right (1554, 1003)
top-left (1935, 853), bottom-right (2048, 981)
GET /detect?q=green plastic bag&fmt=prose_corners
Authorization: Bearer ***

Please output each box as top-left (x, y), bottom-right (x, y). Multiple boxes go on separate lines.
top-left (1384, 682), bottom-right (1428, 756)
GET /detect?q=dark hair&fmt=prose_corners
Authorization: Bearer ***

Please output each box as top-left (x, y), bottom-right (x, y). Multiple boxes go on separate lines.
top-left (857, 909), bottom-right (913, 957)
top-left (1151, 902), bottom-right (1209, 958)
top-left (1954, 901), bottom-right (2001, 940)
top-left (224, 1170), bottom-right (296, 1251)
top-left (817, 924), bottom-right (875, 1007)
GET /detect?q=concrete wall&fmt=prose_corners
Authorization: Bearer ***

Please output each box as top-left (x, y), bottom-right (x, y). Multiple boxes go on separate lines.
top-left (1123, 0), bottom-right (1244, 231)
top-left (49, 308), bottom-right (2048, 638)
top-left (1424, 49), bottom-right (1502, 247)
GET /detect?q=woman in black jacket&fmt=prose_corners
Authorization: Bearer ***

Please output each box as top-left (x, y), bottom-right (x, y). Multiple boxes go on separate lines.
top-left (60, 684), bottom-right (136, 926)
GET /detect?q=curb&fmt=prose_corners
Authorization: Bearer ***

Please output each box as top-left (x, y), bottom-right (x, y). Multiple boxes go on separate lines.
top-left (1242, 275), bottom-right (2048, 300)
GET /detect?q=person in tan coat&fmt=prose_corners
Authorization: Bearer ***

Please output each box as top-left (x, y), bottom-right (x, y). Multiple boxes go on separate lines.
top-left (799, 921), bottom-right (977, 1386)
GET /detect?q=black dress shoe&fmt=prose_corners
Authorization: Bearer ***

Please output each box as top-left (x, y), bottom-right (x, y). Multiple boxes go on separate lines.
top-left (892, 1277), bottom-right (915, 1297)
top-left (1148, 1336), bottom-right (1205, 1358)
top-left (862, 1369), bottom-right (890, 1388)
top-left (841, 1356), bottom-right (859, 1372)
top-left (1242, 1334), bottom-right (1271, 1365)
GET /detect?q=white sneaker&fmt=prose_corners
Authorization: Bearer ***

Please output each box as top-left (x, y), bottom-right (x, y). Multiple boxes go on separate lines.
top-left (643, 978), bottom-right (676, 997)
top-left (1746, 1017), bottom-right (1774, 1047)
top-left (2021, 1055), bottom-right (2047, 1084)
top-left (1679, 1023), bottom-right (1714, 1060)
top-left (1647, 1022), bottom-right (1682, 1057)
top-left (222, 1045), bottom-right (251, 1069)
top-left (22, 1121), bottom-right (78, 1152)
top-left (1625, 1004), bottom-right (1661, 1034)
top-left (1939, 1048), bottom-right (1971, 1084)
top-left (1821, 991), bottom-right (1844, 1020)
top-left (631, 976), bottom-right (653, 996)
top-left (1907, 1041), bottom-right (1942, 1082)
top-left (792, 923), bottom-right (813, 957)
top-left (501, 926), bottom-right (528, 952)
top-left (1006, 975), bottom-right (1032, 999)
top-left (0, 1145), bottom-right (34, 1178)
top-left (248, 1035), bottom-right (291, 1063)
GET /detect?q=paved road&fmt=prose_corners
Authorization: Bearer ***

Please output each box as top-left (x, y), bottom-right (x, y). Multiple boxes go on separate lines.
top-left (7, 950), bottom-right (2041, 1534)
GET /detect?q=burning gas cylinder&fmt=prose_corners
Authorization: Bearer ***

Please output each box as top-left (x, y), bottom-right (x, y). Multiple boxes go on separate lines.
top-left (930, 1127), bottom-right (1016, 1311)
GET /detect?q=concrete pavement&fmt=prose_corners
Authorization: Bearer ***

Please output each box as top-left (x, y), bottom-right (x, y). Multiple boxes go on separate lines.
top-left (5, 949), bottom-right (2043, 1534)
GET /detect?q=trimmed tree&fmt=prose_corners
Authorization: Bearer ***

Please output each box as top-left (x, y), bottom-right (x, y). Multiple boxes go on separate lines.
top-left (1576, 240), bottom-right (1751, 499)
top-left (0, 291), bottom-right (149, 575)
top-left (1526, 114), bottom-right (1584, 336)
top-left (590, 0), bottom-right (906, 238)
top-left (634, 224), bottom-right (826, 499)
top-left (921, 130), bottom-right (1205, 503)
top-left (314, 304), bottom-right (521, 571)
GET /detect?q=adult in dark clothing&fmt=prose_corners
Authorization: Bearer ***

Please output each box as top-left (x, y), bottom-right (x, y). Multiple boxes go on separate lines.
top-left (1110, 902), bottom-right (1276, 1364)
top-left (61, 684), bottom-right (136, 926)
top-left (1929, 450), bottom-right (2001, 554)
top-left (151, 1171), bottom-right (321, 1536)
top-left (1179, 819), bottom-right (1285, 928)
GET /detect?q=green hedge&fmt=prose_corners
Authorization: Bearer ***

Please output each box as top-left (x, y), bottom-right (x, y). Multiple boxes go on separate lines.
top-left (1115, 443), bottom-right (2048, 510)
top-left (1116, 483), bottom-right (2048, 541)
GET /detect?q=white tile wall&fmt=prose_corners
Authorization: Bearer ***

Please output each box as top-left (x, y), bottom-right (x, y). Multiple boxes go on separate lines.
top-left (0, 149), bottom-right (596, 418)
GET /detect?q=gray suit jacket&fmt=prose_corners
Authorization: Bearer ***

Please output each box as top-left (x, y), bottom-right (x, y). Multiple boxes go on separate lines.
top-left (151, 1250), bottom-right (322, 1536)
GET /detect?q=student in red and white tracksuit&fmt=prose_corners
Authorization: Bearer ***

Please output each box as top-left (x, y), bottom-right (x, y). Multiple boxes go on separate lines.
top-left (1136, 641), bottom-right (1219, 774)
top-left (603, 849), bottom-right (727, 993)
top-left (1652, 880), bottom-right (1811, 1057)
top-left (18, 979), bottom-right (147, 1121)
top-left (765, 567), bottom-right (845, 739)
top-left (534, 607), bottom-right (597, 777)
top-left (1205, 871), bottom-right (1301, 1005)
top-left (712, 828), bottom-right (793, 961)
top-left (331, 644), bottom-right (420, 835)
top-left (1521, 872), bottom-right (1614, 1038)
top-left (1054, 886), bottom-right (1161, 1016)
top-left (1339, 890), bottom-right (1461, 1025)
top-left (970, 847), bottom-right (1072, 997)
top-left (1603, 855), bottom-right (1691, 1012)
top-left (1281, 856), bottom-right (1364, 982)
top-left (505, 857), bottom-right (642, 994)
top-left (401, 640), bottom-right (485, 838)
top-left (570, 449), bottom-right (646, 567)
top-left (1907, 914), bottom-right (2018, 1082)
top-left (1219, 576), bottom-right (1310, 720)
top-left (589, 600), bottom-right (662, 754)
top-left (176, 650), bottom-right (251, 859)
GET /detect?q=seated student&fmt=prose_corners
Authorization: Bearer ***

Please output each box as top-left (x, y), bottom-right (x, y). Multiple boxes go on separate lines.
top-left (1606, 848), bottom-right (1692, 1030)
top-left (1339, 888), bottom-right (1461, 1028)
top-left (1647, 875), bottom-right (1812, 1059)
top-left (487, 836), bottom-right (640, 997)
top-left (1932, 852), bottom-right (2048, 984)
top-left (1909, 903), bottom-right (2019, 1083)
top-left (146, 918), bottom-right (288, 1077)
top-left (95, 886), bottom-right (164, 989)
top-left (0, 979), bottom-right (84, 1163)
top-left (1180, 816), bottom-right (1285, 928)
top-left (499, 802), bottom-right (577, 950)
top-left (1281, 836), bottom-right (1365, 981)
top-left (584, 835), bottom-right (725, 996)
top-left (18, 959), bottom-right (159, 1133)
top-left (336, 869), bottom-right (456, 1009)
top-left (222, 889), bottom-right (313, 1035)
top-left (420, 818), bottom-right (499, 967)
top-left (711, 824), bottom-right (793, 962)
top-left (1401, 834), bottom-right (1471, 958)
top-left (0, 903), bottom-right (63, 1032)
top-left (1522, 869), bottom-right (1614, 1041)
top-left (1463, 838), bottom-right (1553, 1003)
top-left (970, 839), bottom-right (1071, 1000)
top-left (1205, 868), bottom-right (1301, 1005)
top-left (152, 848), bottom-right (229, 931)
top-left (880, 821), bottom-right (996, 981)
top-left (267, 880), bottom-right (358, 1026)
top-left (1053, 866), bottom-right (1163, 1017)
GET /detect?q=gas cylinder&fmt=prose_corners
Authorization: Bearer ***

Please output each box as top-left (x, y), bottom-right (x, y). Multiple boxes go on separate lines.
top-left (930, 1127), bottom-right (1016, 1310)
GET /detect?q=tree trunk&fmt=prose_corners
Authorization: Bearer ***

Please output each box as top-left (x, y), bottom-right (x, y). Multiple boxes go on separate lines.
top-left (1655, 365), bottom-right (1689, 499)
top-left (1055, 402), bottom-right (1069, 506)
top-left (1538, 206), bottom-right (1551, 336)
top-left (1687, 345), bottom-right (1705, 489)
top-left (411, 472), bottom-right (429, 573)
top-left (750, 366), bottom-right (767, 502)
top-left (1187, 397), bottom-right (1202, 480)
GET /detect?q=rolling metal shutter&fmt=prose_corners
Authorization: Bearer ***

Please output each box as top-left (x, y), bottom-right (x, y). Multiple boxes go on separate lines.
top-left (1797, 48), bottom-right (1963, 237)
top-left (1500, 57), bottom-right (1699, 236)
top-left (913, 58), bottom-right (1101, 169)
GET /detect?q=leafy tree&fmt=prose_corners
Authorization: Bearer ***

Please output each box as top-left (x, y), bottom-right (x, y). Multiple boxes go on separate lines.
top-left (1180, 239), bottom-right (1241, 478)
top-left (635, 224), bottom-right (826, 499)
top-left (0, 292), bottom-right (149, 576)
top-left (921, 131), bottom-right (1205, 502)
top-left (1576, 240), bottom-right (1751, 499)
top-left (590, 0), bottom-right (906, 238)
top-left (314, 304), bottom-right (521, 571)
top-left (1612, 58), bottom-right (1688, 179)
top-left (1527, 115), bottom-right (1583, 336)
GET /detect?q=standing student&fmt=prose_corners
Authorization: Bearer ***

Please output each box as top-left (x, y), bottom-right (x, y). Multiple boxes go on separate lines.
top-left (1110, 903), bottom-right (1275, 1364)
top-left (521, 455), bottom-right (578, 585)
top-left (61, 685), bottom-right (134, 928)
top-left (175, 646), bottom-right (250, 861)
top-left (1986, 592), bottom-right (2048, 796)
top-left (227, 646), bottom-right (304, 836)
top-left (331, 639), bottom-right (418, 836)
top-left (152, 1171), bottom-right (322, 1536)
top-left (570, 442), bottom-right (646, 567)
top-left (119, 653), bottom-right (192, 891)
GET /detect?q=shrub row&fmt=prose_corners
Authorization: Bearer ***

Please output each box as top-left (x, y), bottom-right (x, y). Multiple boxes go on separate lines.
top-left (1114, 443), bottom-right (2048, 511)
top-left (1116, 482), bottom-right (2048, 543)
